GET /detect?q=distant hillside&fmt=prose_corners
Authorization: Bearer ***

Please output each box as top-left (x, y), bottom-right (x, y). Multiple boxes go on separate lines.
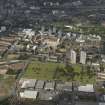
top-left (0, 0), bottom-right (105, 27)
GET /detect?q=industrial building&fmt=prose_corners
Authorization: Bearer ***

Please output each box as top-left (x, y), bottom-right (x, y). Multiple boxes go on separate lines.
top-left (20, 90), bottom-right (38, 99)
top-left (44, 81), bottom-right (55, 90)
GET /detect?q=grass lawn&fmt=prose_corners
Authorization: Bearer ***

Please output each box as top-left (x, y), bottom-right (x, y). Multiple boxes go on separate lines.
top-left (23, 61), bottom-right (96, 83)
top-left (73, 64), bottom-right (96, 84)
top-left (23, 60), bottom-right (64, 80)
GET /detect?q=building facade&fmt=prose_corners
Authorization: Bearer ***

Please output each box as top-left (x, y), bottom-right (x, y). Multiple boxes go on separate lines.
top-left (80, 51), bottom-right (87, 64)
top-left (70, 50), bottom-right (76, 64)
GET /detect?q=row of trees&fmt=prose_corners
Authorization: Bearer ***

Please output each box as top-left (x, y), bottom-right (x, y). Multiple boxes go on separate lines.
top-left (54, 64), bottom-right (96, 82)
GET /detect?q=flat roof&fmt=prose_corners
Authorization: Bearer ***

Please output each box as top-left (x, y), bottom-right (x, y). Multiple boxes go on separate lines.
top-left (0, 69), bottom-right (8, 75)
top-left (0, 62), bottom-right (7, 65)
top-left (20, 90), bottom-right (38, 99)
top-left (44, 81), bottom-right (55, 90)
top-left (78, 84), bottom-right (94, 93)
top-left (21, 79), bottom-right (36, 88)
top-left (56, 82), bottom-right (73, 91)
top-left (76, 102), bottom-right (98, 105)
top-left (38, 90), bottom-right (57, 100)
top-left (35, 80), bottom-right (45, 89)
top-left (0, 41), bottom-right (11, 45)
top-left (27, 79), bottom-right (37, 88)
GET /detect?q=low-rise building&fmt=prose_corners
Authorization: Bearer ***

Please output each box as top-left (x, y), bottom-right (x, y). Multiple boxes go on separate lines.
top-left (0, 69), bottom-right (8, 75)
top-left (44, 81), bottom-right (55, 90)
top-left (78, 84), bottom-right (94, 93)
top-left (56, 82), bottom-right (75, 92)
top-left (20, 90), bottom-right (38, 99)
top-left (97, 73), bottom-right (105, 80)
top-left (21, 79), bottom-right (37, 89)
top-left (43, 36), bottom-right (60, 48)
top-left (35, 80), bottom-right (45, 89)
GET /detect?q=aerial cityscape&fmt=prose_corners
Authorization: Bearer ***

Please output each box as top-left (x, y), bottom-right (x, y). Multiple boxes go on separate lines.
top-left (0, 0), bottom-right (105, 105)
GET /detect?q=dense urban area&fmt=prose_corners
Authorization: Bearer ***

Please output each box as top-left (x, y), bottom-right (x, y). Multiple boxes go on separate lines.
top-left (0, 0), bottom-right (105, 105)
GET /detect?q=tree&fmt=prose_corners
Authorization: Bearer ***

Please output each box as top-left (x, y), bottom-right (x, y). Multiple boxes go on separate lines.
top-left (64, 64), bottom-right (75, 81)
top-left (57, 55), bottom-right (61, 63)
top-left (87, 65), bottom-right (95, 78)
top-left (80, 65), bottom-right (84, 80)
top-left (53, 66), bottom-right (62, 80)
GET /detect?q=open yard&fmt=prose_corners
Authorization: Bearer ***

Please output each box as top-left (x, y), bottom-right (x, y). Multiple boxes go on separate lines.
top-left (7, 54), bottom-right (19, 60)
top-left (0, 75), bottom-right (15, 97)
top-left (23, 60), bottom-right (64, 80)
top-left (23, 60), bottom-right (96, 84)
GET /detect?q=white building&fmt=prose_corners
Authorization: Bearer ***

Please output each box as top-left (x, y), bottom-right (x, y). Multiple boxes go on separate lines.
top-left (1, 26), bottom-right (6, 32)
top-left (41, 26), bottom-right (45, 33)
top-left (70, 50), bottom-right (76, 64)
top-left (58, 30), bottom-right (62, 38)
top-left (44, 81), bottom-right (55, 90)
top-left (53, 27), bottom-right (56, 33)
top-left (80, 51), bottom-right (87, 64)
top-left (48, 28), bottom-right (52, 35)
top-left (76, 35), bottom-right (85, 43)
top-left (78, 84), bottom-right (94, 93)
top-left (20, 90), bottom-right (38, 99)
top-left (23, 29), bottom-right (35, 37)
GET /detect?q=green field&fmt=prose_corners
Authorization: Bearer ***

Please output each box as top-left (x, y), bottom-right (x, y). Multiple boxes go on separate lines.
top-left (73, 64), bottom-right (96, 84)
top-left (23, 61), bottom-right (96, 83)
top-left (23, 61), bottom-right (64, 80)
